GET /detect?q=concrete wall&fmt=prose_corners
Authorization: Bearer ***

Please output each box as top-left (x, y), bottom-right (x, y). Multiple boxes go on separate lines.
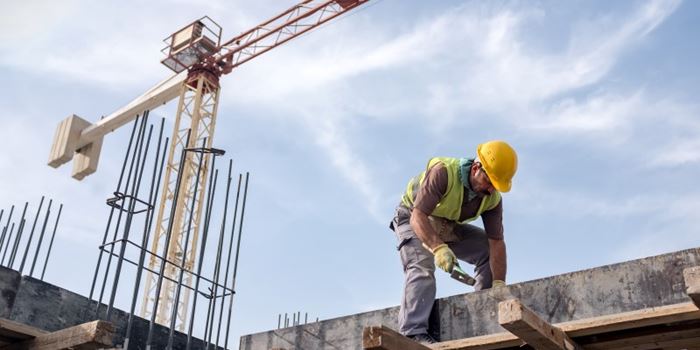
top-left (0, 266), bottom-right (218, 349)
top-left (239, 247), bottom-right (700, 350)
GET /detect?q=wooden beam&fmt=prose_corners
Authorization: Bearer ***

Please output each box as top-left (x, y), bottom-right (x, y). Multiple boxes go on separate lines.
top-left (560, 301), bottom-right (700, 336)
top-left (432, 332), bottom-right (520, 350)
top-left (0, 318), bottom-right (47, 345)
top-left (498, 299), bottom-right (582, 350)
top-left (363, 326), bottom-right (432, 350)
top-left (583, 326), bottom-right (700, 350)
top-left (685, 266), bottom-right (700, 308)
top-left (4, 320), bottom-right (114, 350)
top-left (433, 302), bottom-right (700, 350)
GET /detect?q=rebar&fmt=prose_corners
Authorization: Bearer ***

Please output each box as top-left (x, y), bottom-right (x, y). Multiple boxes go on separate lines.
top-left (19, 196), bottom-right (45, 273)
top-left (97, 114), bottom-right (149, 316)
top-left (215, 166), bottom-right (239, 347)
top-left (105, 122), bottom-right (154, 321)
top-left (41, 203), bottom-right (63, 280)
top-left (9, 202), bottom-right (29, 268)
top-left (186, 158), bottom-right (225, 350)
top-left (81, 115), bottom-right (252, 347)
top-left (166, 140), bottom-right (214, 349)
top-left (29, 199), bottom-right (53, 276)
top-left (1, 223), bottom-right (15, 266)
top-left (145, 130), bottom-right (191, 349)
top-left (124, 119), bottom-right (167, 349)
top-left (89, 116), bottom-right (140, 301)
top-left (204, 167), bottom-right (229, 348)
top-left (2, 203), bottom-right (26, 267)
top-left (1, 206), bottom-right (15, 255)
top-left (224, 172), bottom-right (250, 349)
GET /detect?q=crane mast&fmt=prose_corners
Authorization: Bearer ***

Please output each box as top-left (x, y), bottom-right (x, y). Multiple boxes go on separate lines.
top-left (47, 0), bottom-right (369, 331)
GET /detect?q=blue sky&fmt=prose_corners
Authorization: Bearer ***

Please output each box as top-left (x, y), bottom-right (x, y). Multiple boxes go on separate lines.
top-left (1, 0), bottom-right (699, 347)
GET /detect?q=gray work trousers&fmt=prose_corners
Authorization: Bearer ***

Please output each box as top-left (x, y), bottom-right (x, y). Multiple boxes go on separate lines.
top-left (391, 205), bottom-right (493, 336)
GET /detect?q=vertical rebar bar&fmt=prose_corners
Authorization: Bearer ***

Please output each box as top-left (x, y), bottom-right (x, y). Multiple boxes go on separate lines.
top-left (1, 223), bottom-right (15, 266)
top-left (0, 209), bottom-right (4, 260)
top-left (9, 202), bottom-right (29, 268)
top-left (41, 203), bottom-right (63, 280)
top-left (124, 120), bottom-right (166, 350)
top-left (278, 314), bottom-right (281, 329)
top-left (29, 199), bottom-right (53, 277)
top-left (215, 162), bottom-right (238, 347)
top-left (19, 196), bottom-right (45, 273)
top-left (97, 114), bottom-right (148, 316)
top-left (0, 205), bottom-right (15, 255)
top-left (1, 203), bottom-right (26, 265)
top-left (145, 130), bottom-right (191, 349)
top-left (89, 117), bottom-right (140, 301)
top-left (204, 167), bottom-right (230, 348)
top-left (224, 172), bottom-right (250, 349)
top-left (106, 122), bottom-right (154, 321)
top-left (186, 158), bottom-right (223, 350)
top-left (167, 140), bottom-right (211, 349)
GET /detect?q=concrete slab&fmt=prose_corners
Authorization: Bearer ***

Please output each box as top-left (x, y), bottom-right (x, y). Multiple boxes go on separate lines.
top-left (0, 273), bottom-right (219, 349)
top-left (0, 267), bottom-right (21, 319)
top-left (240, 247), bottom-right (700, 350)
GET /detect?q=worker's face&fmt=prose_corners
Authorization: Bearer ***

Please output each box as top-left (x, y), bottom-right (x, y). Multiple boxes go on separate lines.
top-left (471, 164), bottom-right (495, 196)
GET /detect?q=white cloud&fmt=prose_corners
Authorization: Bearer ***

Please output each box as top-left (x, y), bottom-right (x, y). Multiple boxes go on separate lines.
top-left (528, 91), bottom-right (644, 134)
top-left (611, 195), bottom-right (700, 261)
top-left (300, 109), bottom-right (385, 223)
top-left (216, 0), bottom-right (686, 224)
top-left (650, 138), bottom-right (700, 167)
top-left (0, 0), bottom-right (80, 44)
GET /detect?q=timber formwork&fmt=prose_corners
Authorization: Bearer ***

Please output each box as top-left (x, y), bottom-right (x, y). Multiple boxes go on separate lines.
top-left (363, 266), bottom-right (700, 349)
top-left (240, 248), bottom-right (700, 349)
top-left (0, 319), bottom-right (114, 350)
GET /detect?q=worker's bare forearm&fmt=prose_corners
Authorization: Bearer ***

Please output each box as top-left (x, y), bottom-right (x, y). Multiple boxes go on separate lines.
top-left (410, 208), bottom-right (443, 249)
top-left (489, 239), bottom-right (507, 282)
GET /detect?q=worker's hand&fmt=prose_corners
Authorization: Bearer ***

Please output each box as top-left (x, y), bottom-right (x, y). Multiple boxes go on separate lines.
top-left (490, 280), bottom-right (514, 302)
top-left (427, 243), bottom-right (457, 273)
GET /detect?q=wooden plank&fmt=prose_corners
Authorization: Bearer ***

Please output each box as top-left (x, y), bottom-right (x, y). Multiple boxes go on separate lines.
top-left (583, 326), bottom-right (700, 350)
top-left (433, 302), bottom-right (700, 350)
top-left (498, 299), bottom-right (582, 350)
top-left (432, 332), bottom-right (521, 350)
top-left (561, 301), bottom-right (700, 336)
top-left (4, 320), bottom-right (114, 350)
top-left (363, 326), bottom-right (432, 350)
top-left (685, 266), bottom-right (700, 308)
top-left (0, 318), bottom-right (46, 339)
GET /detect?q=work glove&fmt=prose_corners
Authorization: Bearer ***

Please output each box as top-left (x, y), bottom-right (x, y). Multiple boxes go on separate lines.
top-left (492, 280), bottom-right (506, 288)
top-left (490, 280), bottom-right (515, 301)
top-left (425, 243), bottom-right (457, 273)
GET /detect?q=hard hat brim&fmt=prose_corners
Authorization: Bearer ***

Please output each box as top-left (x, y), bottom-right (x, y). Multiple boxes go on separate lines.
top-left (492, 179), bottom-right (511, 193)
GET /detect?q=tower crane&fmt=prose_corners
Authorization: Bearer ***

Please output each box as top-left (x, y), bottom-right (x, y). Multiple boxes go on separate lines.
top-left (48, 0), bottom-right (369, 330)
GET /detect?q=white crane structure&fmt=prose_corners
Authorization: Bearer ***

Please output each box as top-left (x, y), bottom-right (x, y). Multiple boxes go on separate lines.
top-left (48, 0), bottom-right (369, 330)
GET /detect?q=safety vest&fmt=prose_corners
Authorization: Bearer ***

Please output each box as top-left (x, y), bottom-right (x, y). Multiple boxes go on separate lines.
top-left (401, 157), bottom-right (501, 223)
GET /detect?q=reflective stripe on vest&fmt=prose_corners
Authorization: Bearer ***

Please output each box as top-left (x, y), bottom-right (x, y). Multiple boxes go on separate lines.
top-left (401, 157), bottom-right (501, 223)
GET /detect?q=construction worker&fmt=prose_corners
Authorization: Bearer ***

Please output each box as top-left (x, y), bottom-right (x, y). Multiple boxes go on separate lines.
top-left (390, 140), bottom-right (517, 344)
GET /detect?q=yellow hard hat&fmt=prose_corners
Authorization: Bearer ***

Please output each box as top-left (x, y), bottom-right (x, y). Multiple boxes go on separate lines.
top-left (476, 140), bottom-right (518, 193)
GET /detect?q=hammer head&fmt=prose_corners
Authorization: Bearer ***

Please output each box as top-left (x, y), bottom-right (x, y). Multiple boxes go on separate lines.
top-left (450, 265), bottom-right (476, 286)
